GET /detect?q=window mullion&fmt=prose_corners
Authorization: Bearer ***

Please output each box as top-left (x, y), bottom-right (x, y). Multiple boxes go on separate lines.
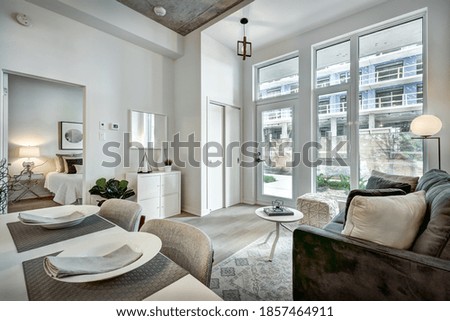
top-left (349, 34), bottom-right (359, 190)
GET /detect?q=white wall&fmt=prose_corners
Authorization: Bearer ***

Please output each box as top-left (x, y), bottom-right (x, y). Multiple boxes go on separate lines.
top-left (201, 33), bottom-right (243, 214)
top-left (173, 31), bottom-right (202, 215)
top-left (242, 0), bottom-right (450, 203)
top-left (0, 0), bottom-right (175, 203)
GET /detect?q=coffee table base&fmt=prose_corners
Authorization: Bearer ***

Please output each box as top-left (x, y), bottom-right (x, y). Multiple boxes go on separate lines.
top-left (263, 222), bottom-right (293, 262)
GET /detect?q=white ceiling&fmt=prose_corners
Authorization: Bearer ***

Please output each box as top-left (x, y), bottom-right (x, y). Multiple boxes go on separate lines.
top-left (204, 0), bottom-right (390, 51)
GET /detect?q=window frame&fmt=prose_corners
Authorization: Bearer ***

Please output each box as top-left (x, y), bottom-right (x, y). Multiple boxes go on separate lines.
top-left (312, 11), bottom-right (427, 195)
top-left (254, 52), bottom-right (299, 102)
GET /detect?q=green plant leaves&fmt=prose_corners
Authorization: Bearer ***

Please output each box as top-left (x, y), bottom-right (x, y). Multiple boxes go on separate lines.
top-left (88, 178), bottom-right (135, 200)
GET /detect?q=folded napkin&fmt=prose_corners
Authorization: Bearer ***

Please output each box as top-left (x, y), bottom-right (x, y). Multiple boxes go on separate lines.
top-left (18, 211), bottom-right (85, 224)
top-left (43, 244), bottom-right (143, 278)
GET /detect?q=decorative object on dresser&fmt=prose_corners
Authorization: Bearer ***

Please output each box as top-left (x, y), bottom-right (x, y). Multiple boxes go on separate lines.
top-left (59, 121), bottom-right (83, 150)
top-left (164, 159), bottom-right (173, 172)
top-left (126, 171), bottom-right (181, 220)
top-left (88, 178), bottom-right (135, 206)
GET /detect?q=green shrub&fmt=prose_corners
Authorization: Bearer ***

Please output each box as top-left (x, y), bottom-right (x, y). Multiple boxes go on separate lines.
top-left (263, 175), bottom-right (277, 183)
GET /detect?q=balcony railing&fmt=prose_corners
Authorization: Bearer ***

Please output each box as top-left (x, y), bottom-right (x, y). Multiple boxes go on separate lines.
top-left (316, 62), bottom-right (422, 88)
top-left (318, 92), bottom-right (423, 114)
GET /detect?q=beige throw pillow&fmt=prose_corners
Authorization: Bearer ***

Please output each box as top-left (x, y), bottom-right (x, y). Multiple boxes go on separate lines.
top-left (342, 190), bottom-right (426, 249)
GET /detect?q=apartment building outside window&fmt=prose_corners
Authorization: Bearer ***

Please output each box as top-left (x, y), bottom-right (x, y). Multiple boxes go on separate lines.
top-left (314, 16), bottom-right (424, 200)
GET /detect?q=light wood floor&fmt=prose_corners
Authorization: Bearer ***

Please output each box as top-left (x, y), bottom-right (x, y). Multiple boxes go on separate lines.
top-left (170, 204), bottom-right (275, 264)
top-left (6, 199), bottom-right (277, 265)
top-left (7, 196), bottom-right (60, 213)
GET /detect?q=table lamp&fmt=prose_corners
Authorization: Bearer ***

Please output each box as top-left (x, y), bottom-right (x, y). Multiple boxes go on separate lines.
top-left (410, 115), bottom-right (442, 169)
top-left (18, 146), bottom-right (40, 173)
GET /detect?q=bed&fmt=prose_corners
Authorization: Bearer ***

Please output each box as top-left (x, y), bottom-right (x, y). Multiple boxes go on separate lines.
top-left (44, 171), bottom-right (82, 205)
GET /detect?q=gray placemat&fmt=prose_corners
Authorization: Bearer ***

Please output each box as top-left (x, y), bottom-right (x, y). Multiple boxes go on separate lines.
top-left (7, 215), bottom-right (115, 253)
top-left (23, 252), bottom-right (189, 301)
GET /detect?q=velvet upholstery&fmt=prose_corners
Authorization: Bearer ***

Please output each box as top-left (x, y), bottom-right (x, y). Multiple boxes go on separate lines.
top-left (140, 219), bottom-right (214, 287)
top-left (292, 169), bottom-right (450, 300)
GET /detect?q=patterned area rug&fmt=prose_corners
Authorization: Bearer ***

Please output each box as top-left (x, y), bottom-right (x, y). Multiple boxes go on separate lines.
top-left (210, 227), bottom-right (293, 301)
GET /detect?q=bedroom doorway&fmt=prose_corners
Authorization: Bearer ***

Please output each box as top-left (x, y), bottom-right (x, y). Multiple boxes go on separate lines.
top-left (1, 72), bottom-right (84, 213)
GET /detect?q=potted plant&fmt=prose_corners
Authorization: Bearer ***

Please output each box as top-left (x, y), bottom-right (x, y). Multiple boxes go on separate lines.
top-left (88, 177), bottom-right (135, 206)
top-left (164, 159), bottom-right (173, 172)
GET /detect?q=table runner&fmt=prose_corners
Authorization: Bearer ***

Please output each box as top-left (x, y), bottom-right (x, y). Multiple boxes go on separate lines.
top-left (23, 252), bottom-right (189, 300)
top-left (7, 215), bottom-right (115, 253)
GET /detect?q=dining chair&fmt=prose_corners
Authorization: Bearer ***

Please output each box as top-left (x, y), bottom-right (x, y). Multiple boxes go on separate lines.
top-left (140, 219), bottom-right (214, 287)
top-left (99, 199), bottom-right (142, 232)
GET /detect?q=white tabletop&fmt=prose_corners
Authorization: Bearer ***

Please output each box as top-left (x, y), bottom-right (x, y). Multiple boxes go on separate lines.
top-left (0, 206), bottom-right (221, 301)
top-left (255, 206), bottom-right (303, 223)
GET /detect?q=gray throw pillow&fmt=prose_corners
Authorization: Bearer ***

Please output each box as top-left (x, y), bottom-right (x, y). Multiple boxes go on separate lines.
top-left (366, 176), bottom-right (412, 193)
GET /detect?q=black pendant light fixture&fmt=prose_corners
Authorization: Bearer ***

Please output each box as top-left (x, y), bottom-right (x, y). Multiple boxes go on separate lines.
top-left (237, 18), bottom-right (252, 60)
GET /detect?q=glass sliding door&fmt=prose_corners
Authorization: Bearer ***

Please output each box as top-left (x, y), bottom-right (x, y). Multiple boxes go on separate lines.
top-left (358, 18), bottom-right (423, 184)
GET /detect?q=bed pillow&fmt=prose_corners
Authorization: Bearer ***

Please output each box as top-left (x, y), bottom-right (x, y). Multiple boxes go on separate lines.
top-left (55, 153), bottom-right (82, 173)
top-left (63, 157), bottom-right (83, 174)
top-left (344, 188), bottom-right (406, 222)
top-left (371, 170), bottom-right (419, 192)
top-left (74, 164), bottom-right (84, 174)
top-left (342, 191), bottom-right (426, 249)
top-left (366, 176), bottom-right (412, 193)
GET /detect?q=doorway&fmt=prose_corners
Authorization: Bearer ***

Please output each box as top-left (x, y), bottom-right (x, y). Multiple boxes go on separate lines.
top-left (206, 101), bottom-right (241, 212)
top-left (1, 72), bottom-right (84, 212)
top-left (256, 99), bottom-right (297, 205)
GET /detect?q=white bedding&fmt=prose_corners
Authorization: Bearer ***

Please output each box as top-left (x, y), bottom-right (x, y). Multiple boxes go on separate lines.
top-left (44, 172), bottom-right (82, 205)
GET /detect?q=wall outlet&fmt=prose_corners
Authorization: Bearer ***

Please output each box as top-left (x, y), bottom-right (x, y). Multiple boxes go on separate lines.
top-left (110, 123), bottom-right (119, 131)
top-left (99, 121), bottom-right (106, 130)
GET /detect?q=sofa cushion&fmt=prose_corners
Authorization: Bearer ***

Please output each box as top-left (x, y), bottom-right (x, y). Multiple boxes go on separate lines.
top-left (342, 191), bottom-right (426, 249)
top-left (371, 170), bottom-right (419, 192)
top-left (412, 182), bottom-right (450, 258)
top-left (366, 176), bottom-right (411, 193)
top-left (344, 188), bottom-right (406, 222)
top-left (416, 169), bottom-right (450, 192)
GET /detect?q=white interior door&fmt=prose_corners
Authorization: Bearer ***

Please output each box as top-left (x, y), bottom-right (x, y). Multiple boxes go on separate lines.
top-left (225, 106), bottom-right (241, 207)
top-left (207, 103), bottom-right (224, 211)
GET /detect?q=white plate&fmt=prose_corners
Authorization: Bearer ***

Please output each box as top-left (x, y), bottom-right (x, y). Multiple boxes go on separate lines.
top-left (44, 232), bottom-right (162, 283)
top-left (18, 205), bottom-right (99, 229)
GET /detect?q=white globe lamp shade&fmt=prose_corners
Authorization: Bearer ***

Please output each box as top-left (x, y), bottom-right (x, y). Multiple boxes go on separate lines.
top-left (410, 115), bottom-right (442, 137)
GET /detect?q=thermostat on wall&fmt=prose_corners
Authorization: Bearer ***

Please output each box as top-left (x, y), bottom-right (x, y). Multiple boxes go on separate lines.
top-left (110, 123), bottom-right (119, 131)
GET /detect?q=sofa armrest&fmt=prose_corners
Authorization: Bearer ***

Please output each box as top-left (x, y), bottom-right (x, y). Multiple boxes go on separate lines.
top-left (293, 225), bottom-right (450, 300)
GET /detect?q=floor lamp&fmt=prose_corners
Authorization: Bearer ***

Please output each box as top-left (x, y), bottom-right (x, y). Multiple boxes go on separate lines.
top-left (410, 115), bottom-right (442, 170)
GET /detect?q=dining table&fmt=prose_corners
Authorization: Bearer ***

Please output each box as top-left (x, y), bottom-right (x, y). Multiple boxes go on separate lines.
top-left (0, 205), bottom-right (222, 301)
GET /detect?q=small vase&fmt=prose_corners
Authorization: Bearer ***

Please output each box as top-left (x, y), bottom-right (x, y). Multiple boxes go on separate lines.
top-left (164, 166), bottom-right (172, 172)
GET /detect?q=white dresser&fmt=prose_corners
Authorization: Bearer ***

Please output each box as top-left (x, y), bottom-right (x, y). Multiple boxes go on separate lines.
top-left (126, 171), bottom-right (181, 220)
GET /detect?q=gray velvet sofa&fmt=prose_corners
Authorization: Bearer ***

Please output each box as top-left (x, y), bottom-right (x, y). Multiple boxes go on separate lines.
top-left (293, 169), bottom-right (450, 300)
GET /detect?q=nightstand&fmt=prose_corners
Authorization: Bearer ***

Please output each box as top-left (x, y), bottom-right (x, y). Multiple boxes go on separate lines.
top-left (9, 171), bottom-right (45, 203)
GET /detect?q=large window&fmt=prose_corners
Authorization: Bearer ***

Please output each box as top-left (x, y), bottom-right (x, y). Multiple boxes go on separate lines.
top-left (314, 17), bottom-right (424, 200)
top-left (256, 55), bottom-right (299, 100)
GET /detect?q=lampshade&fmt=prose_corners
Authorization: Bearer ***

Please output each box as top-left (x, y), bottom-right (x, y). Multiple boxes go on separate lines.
top-left (410, 115), bottom-right (442, 137)
top-left (19, 146), bottom-right (40, 158)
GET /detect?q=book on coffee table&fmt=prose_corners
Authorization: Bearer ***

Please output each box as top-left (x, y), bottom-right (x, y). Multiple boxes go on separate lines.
top-left (263, 207), bottom-right (294, 216)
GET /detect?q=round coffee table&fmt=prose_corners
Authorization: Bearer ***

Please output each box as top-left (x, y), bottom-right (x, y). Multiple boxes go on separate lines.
top-left (255, 207), bottom-right (303, 261)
